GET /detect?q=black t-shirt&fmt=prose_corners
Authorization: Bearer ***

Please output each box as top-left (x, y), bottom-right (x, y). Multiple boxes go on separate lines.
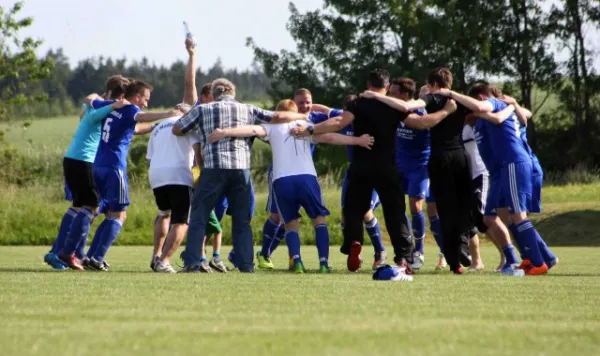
top-left (345, 97), bottom-right (408, 167)
top-left (422, 94), bottom-right (470, 154)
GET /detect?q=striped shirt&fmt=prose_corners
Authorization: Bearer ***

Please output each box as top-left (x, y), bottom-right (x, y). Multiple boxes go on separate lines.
top-left (175, 96), bottom-right (275, 169)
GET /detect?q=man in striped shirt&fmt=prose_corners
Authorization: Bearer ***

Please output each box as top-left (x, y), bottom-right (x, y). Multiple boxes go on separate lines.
top-left (173, 78), bottom-right (308, 273)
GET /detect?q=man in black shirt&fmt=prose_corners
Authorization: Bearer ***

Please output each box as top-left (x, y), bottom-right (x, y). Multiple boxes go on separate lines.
top-left (361, 68), bottom-right (475, 274)
top-left (290, 69), bottom-right (454, 280)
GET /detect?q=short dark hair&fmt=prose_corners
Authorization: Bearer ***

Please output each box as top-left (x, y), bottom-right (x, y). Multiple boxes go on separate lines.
top-left (468, 83), bottom-right (493, 98)
top-left (490, 85), bottom-right (503, 98)
top-left (200, 83), bottom-right (212, 97)
top-left (125, 79), bottom-right (153, 99)
top-left (427, 67), bottom-right (453, 89)
top-left (367, 69), bottom-right (390, 89)
top-left (343, 94), bottom-right (357, 107)
top-left (391, 77), bottom-right (416, 97)
top-left (295, 88), bottom-right (312, 97)
top-left (105, 75), bottom-right (130, 100)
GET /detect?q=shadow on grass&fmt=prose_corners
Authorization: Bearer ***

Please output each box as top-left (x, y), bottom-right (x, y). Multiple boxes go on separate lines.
top-left (533, 209), bottom-right (600, 246)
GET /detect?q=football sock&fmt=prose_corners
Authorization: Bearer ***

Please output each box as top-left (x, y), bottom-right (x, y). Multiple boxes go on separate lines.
top-left (260, 217), bottom-right (279, 257)
top-left (515, 220), bottom-right (545, 267)
top-left (412, 212), bottom-right (426, 254)
top-left (364, 217), bottom-right (385, 254)
top-left (63, 208), bottom-right (94, 256)
top-left (92, 217), bottom-right (123, 263)
top-left (502, 244), bottom-right (519, 266)
top-left (285, 230), bottom-right (302, 263)
top-left (508, 224), bottom-right (525, 259)
top-left (51, 207), bottom-right (77, 254)
top-left (534, 230), bottom-right (556, 265)
top-left (87, 219), bottom-right (106, 258)
top-left (315, 223), bottom-right (330, 267)
top-left (268, 224), bottom-right (285, 256)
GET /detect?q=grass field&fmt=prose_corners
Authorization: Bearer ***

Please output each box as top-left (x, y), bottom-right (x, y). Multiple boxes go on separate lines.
top-left (1, 245), bottom-right (600, 355)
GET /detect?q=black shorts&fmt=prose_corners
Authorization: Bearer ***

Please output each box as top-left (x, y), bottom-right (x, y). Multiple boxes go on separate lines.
top-left (152, 185), bottom-right (192, 224)
top-left (63, 157), bottom-right (99, 208)
top-left (471, 174), bottom-right (489, 234)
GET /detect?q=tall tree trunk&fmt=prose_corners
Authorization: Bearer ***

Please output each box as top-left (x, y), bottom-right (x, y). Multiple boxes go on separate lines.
top-left (572, 1), bottom-right (593, 152)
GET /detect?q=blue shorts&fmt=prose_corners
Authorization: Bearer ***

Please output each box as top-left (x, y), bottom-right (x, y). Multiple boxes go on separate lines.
top-left (64, 182), bottom-right (73, 202)
top-left (500, 161), bottom-right (533, 215)
top-left (425, 189), bottom-right (435, 203)
top-left (265, 167), bottom-right (279, 214)
top-left (93, 167), bottom-right (129, 212)
top-left (273, 174), bottom-right (330, 224)
top-left (530, 156), bottom-right (543, 213)
top-left (214, 179), bottom-right (256, 221)
top-left (484, 171), bottom-right (506, 216)
top-left (400, 165), bottom-right (429, 199)
top-left (341, 169), bottom-right (380, 211)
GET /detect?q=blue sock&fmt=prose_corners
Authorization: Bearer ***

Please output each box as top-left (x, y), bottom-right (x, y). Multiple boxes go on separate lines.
top-left (213, 250), bottom-right (220, 258)
top-left (62, 208), bottom-right (94, 255)
top-left (260, 217), bottom-right (279, 256)
top-left (87, 219), bottom-right (107, 258)
top-left (535, 230), bottom-right (556, 265)
top-left (285, 230), bottom-right (302, 263)
top-left (75, 239), bottom-right (87, 260)
top-left (508, 224), bottom-right (525, 259)
top-left (200, 255), bottom-right (207, 262)
top-left (269, 225), bottom-right (285, 255)
top-left (92, 217), bottom-right (123, 262)
top-left (515, 220), bottom-right (544, 267)
top-left (364, 217), bottom-right (384, 254)
top-left (429, 216), bottom-right (443, 253)
top-left (502, 244), bottom-right (519, 266)
top-left (412, 212), bottom-right (426, 254)
top-left (315, 224), bottom-right (329, 266)
top-left (50, 207), bottom-right (78, 254)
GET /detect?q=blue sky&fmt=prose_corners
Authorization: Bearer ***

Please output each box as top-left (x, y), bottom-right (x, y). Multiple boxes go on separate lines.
top-left (10, 0), bottom-right (599, 71)
top-left (14, 0), bottom-right (324, 70)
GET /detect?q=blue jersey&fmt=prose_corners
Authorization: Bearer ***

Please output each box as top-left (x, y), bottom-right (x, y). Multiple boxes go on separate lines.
top-left (474, 119), bottom-right (500, 175)
top-left (485, 98), bottom-right (531, 165)
top-left (64, 104), bottom-right (114, 163)
top-left (92, 99), bottom-right (141, 169)
top-left (308, 111), bottom-right (331, 155)
top-left (395, 108), bottom-right (430, 172)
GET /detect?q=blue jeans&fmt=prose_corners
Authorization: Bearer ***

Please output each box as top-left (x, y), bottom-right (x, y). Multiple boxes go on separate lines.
top-left (185, 168), bottom-right (254, 271)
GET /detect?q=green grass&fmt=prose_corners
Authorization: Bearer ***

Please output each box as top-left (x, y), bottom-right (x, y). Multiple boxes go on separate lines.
top-left (1, 245), bottom-right (600, 355)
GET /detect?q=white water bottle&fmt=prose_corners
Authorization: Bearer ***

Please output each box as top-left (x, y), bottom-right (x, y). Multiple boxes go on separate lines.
top-left (183, 21), bottom-right (197, 48)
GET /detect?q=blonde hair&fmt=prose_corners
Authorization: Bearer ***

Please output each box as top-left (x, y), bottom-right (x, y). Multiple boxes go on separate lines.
top-left (276, 99), bottom-right (298, 112)
top-left (211, 78), bottom-right (236, 99)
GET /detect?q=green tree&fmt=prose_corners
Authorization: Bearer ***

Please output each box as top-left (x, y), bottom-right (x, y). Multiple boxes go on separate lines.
top-left (0, 1), bottom-right (53, 126)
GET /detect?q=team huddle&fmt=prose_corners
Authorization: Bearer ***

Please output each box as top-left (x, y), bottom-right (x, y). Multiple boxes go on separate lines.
top-left (43, 39), bottom-right (557, 281)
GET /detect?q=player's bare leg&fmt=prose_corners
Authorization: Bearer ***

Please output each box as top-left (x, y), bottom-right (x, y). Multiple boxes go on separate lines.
top-left (468, 234), bottom-right (484, 271)
top-left (152, 212), bottom-right (170, 270)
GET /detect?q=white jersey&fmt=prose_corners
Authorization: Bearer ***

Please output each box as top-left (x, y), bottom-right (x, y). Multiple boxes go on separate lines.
top-left (146, 117), bottom-right (201, 189)
top-left (262, 120), bottom-right (316, 181)
top-left (462, 125), bottom-right (488, 179)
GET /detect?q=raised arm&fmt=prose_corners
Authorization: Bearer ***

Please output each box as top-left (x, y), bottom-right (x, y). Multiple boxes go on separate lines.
top-left (475, 104), bottom-right (515, 125)
top-left (182, 39), bottom-right (198, 106)
top-left (440, 89), bottom-right (493, 113)
top-left (313, 133), bottom-right (374, 149)
top-left (404, 99), bottom-right (457, 130)
top-left (361, 91), bottom-right (426, 112)
top-left (207, 125), bottom-right (267, 144)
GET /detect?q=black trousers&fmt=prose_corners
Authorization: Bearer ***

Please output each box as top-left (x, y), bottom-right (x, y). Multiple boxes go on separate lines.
top-left (341, 163), bottom-right (412, 262)
top-left (428, 149), bottom-right (474, 271)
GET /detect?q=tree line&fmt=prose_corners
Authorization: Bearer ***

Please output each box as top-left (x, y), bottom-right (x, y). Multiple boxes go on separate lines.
top-left (247, 0), bottom-right (600, 173)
